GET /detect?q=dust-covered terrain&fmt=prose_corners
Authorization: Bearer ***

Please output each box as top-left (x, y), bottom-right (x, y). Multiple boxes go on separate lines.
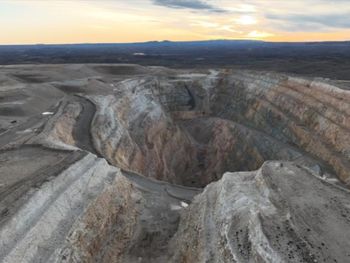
top-left (0, 64), bottom-right (349, 262)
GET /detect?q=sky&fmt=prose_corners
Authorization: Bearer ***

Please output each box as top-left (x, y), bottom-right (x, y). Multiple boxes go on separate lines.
top-left (0, 0), bottom-right (350, 44)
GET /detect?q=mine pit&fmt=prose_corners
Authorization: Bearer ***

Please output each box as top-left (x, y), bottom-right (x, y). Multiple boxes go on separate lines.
top-left (0, 64), bottom-right (349, 262)
top-left (85, 68), bottom-right (343, 187)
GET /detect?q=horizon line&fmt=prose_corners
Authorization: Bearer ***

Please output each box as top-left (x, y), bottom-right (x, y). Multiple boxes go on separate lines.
top-left (1, 39), bottom-right (350, 46)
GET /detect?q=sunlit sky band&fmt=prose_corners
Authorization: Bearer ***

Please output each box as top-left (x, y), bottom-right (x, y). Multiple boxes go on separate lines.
top-left (1, 0), bottom-right (350, 44)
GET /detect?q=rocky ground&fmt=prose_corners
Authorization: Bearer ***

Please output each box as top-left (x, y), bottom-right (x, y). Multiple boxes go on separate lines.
top-left (0, 64), bottom-right (349, 262)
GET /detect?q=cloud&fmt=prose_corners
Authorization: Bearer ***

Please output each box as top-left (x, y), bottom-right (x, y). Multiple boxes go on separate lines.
top-left (234, 15), bottom-right (257, 25)
top-left (247, 31), bottom-right (273, 39)
top-left (152, 0), bottom-right (226, 13)
top-left (267, 12), bottom-right (350, 31)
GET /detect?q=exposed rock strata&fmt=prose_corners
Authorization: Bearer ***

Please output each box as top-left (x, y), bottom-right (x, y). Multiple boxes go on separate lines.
top-left (0, 150), bottom-right (200, 263)
top-left (89, 81), bottom-right (196, 184)
top-left (1, 154), bottom-right (118, 262)
top-left (170, 161), bottom-right (350, 263)
top-left (210, 71), bottom-right (350, 184)
top-left (0, 64), bottom-right (349, 262)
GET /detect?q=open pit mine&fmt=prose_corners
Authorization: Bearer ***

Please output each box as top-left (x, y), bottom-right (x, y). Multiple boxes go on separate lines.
top-left (0, 64), bottom-right (349, 263)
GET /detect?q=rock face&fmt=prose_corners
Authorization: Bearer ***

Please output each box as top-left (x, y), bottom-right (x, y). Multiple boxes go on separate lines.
top-left (210, 72), bottom-right (350, 184)
top-left (0, 64), bottom-right (349, 262)
top-left (1, 154), bottom-right (126, 263)
top-left (170, 161), bottom-right (350, 263)
top-left (89, 78), bottom-right (196, 184)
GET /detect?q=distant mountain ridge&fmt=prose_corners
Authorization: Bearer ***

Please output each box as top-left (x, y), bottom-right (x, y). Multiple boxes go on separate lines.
top-left (1, 39), bottom-right (350, 47)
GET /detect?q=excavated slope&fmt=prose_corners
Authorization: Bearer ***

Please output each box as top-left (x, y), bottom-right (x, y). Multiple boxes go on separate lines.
top-left (0, 64), bottom-right (349, 262)
top-left (171, 161), bottom-right (350, 263)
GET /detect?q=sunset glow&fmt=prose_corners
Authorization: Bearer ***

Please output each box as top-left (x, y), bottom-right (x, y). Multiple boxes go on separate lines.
top-left (0, 0), bottom-right (349, 44)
